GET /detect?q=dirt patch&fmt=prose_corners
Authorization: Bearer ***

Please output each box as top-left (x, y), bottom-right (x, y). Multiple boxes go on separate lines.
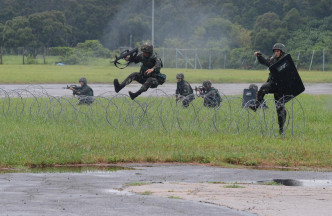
top-left (126, 182), bottom-right (332, 216)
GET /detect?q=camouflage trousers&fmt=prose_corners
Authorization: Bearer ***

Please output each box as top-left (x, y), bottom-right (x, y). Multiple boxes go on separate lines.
top-left (123, 72), bottom-right (159, 92)
top-left (77, 96), bottom-right (94, 105)
top-left (257, 82), bottom-right (287, 129)
top-left (177, 94), bottom-right (195, 108)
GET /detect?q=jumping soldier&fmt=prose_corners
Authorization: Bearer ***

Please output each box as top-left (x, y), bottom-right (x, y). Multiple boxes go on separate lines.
top-left (175, 73), bottom-right (195, 107)
top-left (196, 80), bottom-right (222, 108)
top-left (69, 77), bottom-right (94, 105)
top-left (113, 42), bottom-right (166, 100)
top-left (251, 43), bottom-right (287, 134)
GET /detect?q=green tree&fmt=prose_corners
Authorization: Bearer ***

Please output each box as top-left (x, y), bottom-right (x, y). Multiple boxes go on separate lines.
top-left (2, 16), bottom-right (37, 47)
top-left (28, 10), bottom-right (72, 47)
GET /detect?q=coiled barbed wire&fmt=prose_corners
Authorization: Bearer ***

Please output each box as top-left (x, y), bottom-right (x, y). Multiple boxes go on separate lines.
top-left (0, 87), bottom-right (305, 136)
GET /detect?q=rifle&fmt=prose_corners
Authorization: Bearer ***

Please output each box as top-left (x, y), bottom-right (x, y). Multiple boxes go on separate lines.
top-left (63, 85), bottom-right (80, 95)
top-left (111, 47), bottom-right (138, 69)
top-left (63, 84), bottom-right (79, 90)
top-left (194, 86), bottom-right (205, 97)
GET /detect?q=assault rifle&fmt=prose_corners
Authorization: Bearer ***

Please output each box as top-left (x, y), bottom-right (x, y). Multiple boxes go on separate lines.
top-left (63, 84), bottom-right (79, 90)
top-left (111, 47), bottom-right (138, 69)
top-left (63, 85), bottom-right (80, 95)
top-left (194, 86), bottom-right (205, 97)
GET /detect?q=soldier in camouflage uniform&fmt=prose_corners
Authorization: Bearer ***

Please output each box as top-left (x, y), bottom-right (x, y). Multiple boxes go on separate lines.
top-left (197, 80), bottom-right (222, 108)
top-left (69, 77), bottom-right (94, 105)
top-left (113, 42), bottom-right (166, 100)
top-left (175, 73), bottom-right (195, 107)
top-left (251, 43), bottom-right (287, 134)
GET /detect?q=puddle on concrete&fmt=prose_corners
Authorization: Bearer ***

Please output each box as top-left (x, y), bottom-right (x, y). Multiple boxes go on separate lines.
top-left (0, 165), bottom-right (134, 174)
top-left (257, 179), bottom-right (332, 187)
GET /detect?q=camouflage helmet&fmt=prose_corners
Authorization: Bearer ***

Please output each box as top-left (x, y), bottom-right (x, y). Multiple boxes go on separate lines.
top-left (272, 43), bottom-right (286, 53)
top-left (249, 84), bottom-right (258, 92)
top-left (176, 73), bottom-right (184, 79)
top-left (141, 42), bottom-right (153, 53)
top-left (79, 77), bottom-right (87, 85)
top-left (202, 80), bottom-right (212, 88)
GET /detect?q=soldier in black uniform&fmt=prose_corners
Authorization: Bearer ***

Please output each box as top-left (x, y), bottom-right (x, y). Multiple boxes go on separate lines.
top-left (69, 77), bottom-right (94, 105)
top-left (175, 73), bottom-right (195, 107)
top-left (113, 42), bottom-right (166, 100)
top-left (251, 43), bottom-right (287, 134)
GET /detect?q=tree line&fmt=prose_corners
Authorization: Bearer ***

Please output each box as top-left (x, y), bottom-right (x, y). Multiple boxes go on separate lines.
top-left (0, 0), bottom-right (331, 56)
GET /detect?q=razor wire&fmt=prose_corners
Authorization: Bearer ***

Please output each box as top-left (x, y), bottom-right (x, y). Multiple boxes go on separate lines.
top-left (0, 87), bottom-right (305, 136)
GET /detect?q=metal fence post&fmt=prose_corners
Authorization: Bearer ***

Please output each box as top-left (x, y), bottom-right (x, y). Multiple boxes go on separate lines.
top-left (223, 52), bottom-right (226, 69)
top-left (185, 49), bottom-right (187, 69)
top-left (194, 49), bottom-right (197, 69)
top-left (162, 47), bottom-right (165, 68)
top-left (175, 48), bottom-right (178, 69)
top-left (209, 50), bottom-right (211, 70)
top-left (323, 49), bottom-right (325, 72)
top-left (0, 46), bottom-right (3, 64)
top-left (44, 46), bottom-right (46, 64)
top-left (309, 50), bottom-right (314, 71)
top-left (22, 47), bottom-right (25, 64)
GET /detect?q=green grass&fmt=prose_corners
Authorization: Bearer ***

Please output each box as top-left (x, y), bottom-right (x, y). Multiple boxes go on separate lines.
top-left (0, 64), bottom-right (331, 84)
top-left (224, 184), bottom-right (245, 188)
top-left (0, 94), bottom-right (331, 169)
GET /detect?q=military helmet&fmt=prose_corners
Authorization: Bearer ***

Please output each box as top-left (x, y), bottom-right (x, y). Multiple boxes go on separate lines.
top-left (176, 73), bottom-right (184, 79)
top-left (202, 80), bottom-right (212, 88)
top-left (141, 42), bottom-right (153, 53)
top-left (272, 43), bottom-right (286, 53)
top-left (79, 77), bottom-right (87, 84)
top-left (249, 84), bottom-right (258, 92)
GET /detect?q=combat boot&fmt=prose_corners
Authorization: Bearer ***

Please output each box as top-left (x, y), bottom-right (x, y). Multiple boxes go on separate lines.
top-left (248, 101), bottom-right (259, 112)
top-left (129, 89), bottom-right (144, 100)
top-left (114, 79), bottom-right (125, 93)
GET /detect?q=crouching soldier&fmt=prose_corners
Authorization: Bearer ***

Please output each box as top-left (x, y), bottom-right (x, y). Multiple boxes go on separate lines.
top-left (196, 80), bottom-right (221, 108)
top-left (69, 77), bottom-right (94, 105)
top-left (113, 42), bottom-right (166, 100)
top-left (175, 73), bottom-right (195, 107)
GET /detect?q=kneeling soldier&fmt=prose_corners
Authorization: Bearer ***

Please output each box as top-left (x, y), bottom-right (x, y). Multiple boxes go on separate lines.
top-left (175, 73), bottom-right (195, 107)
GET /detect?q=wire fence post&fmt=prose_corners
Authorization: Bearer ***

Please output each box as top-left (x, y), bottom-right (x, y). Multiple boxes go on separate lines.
top-left (309, 50), bottom-right (314, 71)
top-left (0, 46), bottom-right (3, 64)
top-left (209, 50), bottom-right (212, 70)
top-left (44, 46), bottom-right (46, 64)
top-left (296, 52), bottom-right (300, 68)
top-left (185, 49), bottom-right (187, 69)
top-left (162, 47), bottom-right (165, 68)
top-left (175, 48), bottom-right (178, 69)
top-left (22, 47), bottom-right (25, 65)
top-left (194, 49), bottom-right (197, 69)
top-left (223, 52), bottom-right (226, 69)
top-left (323, 49), bottom-right (325, 72)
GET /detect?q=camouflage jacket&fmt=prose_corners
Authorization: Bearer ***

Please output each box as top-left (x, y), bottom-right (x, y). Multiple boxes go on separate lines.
top-left (176, 80), bottom-right (193, 97)
top-left (73, 85), bottom-right (94, 96)
top-left (133, 52), bottom-right (162, 76)
top-left (202, 87), bottom-right (222, 103)
top-left (257, 54), bottom-right (284, 84)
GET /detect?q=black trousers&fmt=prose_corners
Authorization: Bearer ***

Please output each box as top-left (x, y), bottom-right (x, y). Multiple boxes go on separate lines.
top-left (257, 82), bottom-right (287, 130)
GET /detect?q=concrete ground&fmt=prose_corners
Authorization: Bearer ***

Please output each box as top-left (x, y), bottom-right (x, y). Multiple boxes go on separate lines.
top-left (1, 164), bottom-right (332, 216)
top-left (0, 83), bottom-right (331, 97)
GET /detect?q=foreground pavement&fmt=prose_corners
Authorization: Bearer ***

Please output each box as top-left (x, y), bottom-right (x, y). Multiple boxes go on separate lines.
top-left (1, 164), bottom-right (332, 216)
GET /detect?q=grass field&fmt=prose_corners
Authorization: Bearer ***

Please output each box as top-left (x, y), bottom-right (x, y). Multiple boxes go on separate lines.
top-left (0, 63), bottom-right (331, 84)
top-left (0, 94), bottom-right (331, 169)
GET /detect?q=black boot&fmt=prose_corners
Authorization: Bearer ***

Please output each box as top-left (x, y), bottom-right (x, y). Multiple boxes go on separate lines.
top-left (114, 79), bottom-right (125, 93)
top-left (248, 101), bottom-right (259, 112)
top-left (129, 89), bottom-right (144, 100)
